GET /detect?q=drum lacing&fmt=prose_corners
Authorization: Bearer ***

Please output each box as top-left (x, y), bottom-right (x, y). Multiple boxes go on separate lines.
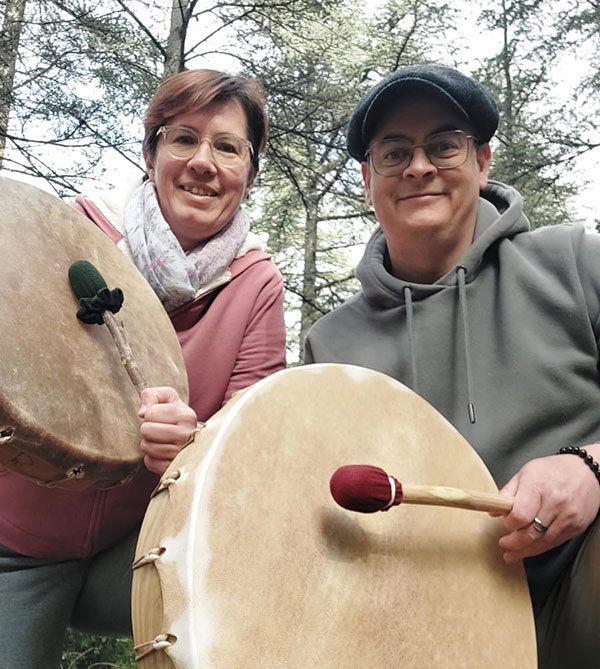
top-left (41, 465), bottom-right (86, 488)
top-left (183, 424), bottom-right (205, 448)
top-left (151, 469), bottom-right (182, 498)
top-left (0, 427), bottom-right (15, 445)
top-left (132, 546), bottom-right (165, 570)
top-left (133, 633), bottom-right (174, 660)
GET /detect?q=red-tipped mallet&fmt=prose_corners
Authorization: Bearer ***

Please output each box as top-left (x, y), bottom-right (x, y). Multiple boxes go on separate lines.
top-left (330, 464), bottom-right (514, 514)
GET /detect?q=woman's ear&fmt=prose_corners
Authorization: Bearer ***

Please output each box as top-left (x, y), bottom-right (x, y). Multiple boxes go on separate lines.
top-left (143, 151), bottom-right (155, 181)
top-left (244, 171), bottom-right (256, 200)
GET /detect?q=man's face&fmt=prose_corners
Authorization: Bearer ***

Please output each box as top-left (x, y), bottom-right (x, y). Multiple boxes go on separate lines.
top-left (361, 92), bottom-right (491, 262)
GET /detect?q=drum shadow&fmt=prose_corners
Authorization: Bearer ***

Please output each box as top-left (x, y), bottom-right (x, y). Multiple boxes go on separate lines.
top-left (318, 508), bottom-right (373, 562)
top-left (318, 507), bottom-right (503, 566)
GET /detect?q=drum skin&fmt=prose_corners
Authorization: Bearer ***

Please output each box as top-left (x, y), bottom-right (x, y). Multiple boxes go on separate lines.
top-left (0, 177), bottom-right (188, 489)
top-left (132, 364), bottom-right (537, 668)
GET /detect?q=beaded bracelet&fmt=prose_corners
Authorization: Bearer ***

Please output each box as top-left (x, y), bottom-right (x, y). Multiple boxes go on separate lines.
top-left (557, 445), bottom-right (600, 485)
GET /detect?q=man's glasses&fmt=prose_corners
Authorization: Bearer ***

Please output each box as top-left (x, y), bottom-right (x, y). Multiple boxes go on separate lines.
top-left (366, 129), bottom-right (477, 176)
top-left (156, 126), bottom-right (253, 167)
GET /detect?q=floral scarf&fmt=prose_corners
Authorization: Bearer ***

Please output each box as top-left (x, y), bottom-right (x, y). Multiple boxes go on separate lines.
top-left (123, 180), bottom-right (249, 313)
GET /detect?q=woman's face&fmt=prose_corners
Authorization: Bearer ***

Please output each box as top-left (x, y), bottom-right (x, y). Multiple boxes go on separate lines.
top-left (144, 100), bottom-right (254, 251)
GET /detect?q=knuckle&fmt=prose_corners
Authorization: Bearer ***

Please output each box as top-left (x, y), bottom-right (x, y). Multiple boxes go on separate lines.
top-left (506, 510), bottom-right (530, 530)
top-left (140, 439), bottom-right (159, 457)
top-left (159, 386), bottom-right (179, 401)
top-left (139, 423), bottom-right (155, 439)
top-left (563, 509), bottom-right (585, 533)
top-left (526, 526), bottom-right (544, 542)
top-left (174, 430), bottom-right (190, 447)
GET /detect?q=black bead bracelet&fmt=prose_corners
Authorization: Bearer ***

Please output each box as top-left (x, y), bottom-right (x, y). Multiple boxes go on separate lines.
top-left (557, 445), bottom-right (600, 485)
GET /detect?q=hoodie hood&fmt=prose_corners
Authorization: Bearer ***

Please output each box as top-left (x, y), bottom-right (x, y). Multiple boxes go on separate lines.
top-left (352, 180), bottom-right (530, 423)
top-left (356, 180), bottom-right (529, 307)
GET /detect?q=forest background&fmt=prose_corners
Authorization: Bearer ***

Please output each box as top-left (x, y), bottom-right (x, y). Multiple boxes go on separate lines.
top-left (1, 0), bottom-right (599, 665)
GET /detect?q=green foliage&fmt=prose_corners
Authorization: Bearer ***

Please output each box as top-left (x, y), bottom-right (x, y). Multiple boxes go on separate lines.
top-left (238, 0), bottom-right (454, 356)
top-left (235, 1), bottom-right (370, 356)
top-left (61, 630), bottom-right (135, 668)
top-left (1, 0), bottom-right (599, 350)
top-left (472, 0), bottom-right (596, 228)
top-left (556, 0), bottom-right (600, 97)
top-left (1, 0), bottom-right (163, 192)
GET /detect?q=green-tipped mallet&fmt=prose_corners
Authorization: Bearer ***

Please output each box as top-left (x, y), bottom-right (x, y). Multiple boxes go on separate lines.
top-left (68, 260), bottom-right (147, 394)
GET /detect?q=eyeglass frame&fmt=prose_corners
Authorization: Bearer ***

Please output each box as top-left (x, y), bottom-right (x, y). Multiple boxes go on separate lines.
top-left (365, 129), bottom-right (479, 176)
top-left (155, 125), bottom-right (254, 166)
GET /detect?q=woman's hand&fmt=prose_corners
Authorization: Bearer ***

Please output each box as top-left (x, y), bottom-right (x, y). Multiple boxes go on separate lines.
top-left (138, 386), bottom-right (198, 475)
top-left (495, 446), bottom-right (600, 563)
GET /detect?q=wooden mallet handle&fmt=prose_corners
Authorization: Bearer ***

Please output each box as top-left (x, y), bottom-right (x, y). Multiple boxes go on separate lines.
top-left (400, 483), bottom-right (513, 513)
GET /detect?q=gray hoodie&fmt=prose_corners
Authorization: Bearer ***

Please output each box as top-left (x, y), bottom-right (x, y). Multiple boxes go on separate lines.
top-left (305, 180), bottom-right (600, 603)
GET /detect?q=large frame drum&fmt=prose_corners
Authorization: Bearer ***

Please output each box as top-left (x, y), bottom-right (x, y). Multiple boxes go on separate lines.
top-left (133, 364), bottom-right (536, 667)
top-left (0, 177), bottom-right (188, 489)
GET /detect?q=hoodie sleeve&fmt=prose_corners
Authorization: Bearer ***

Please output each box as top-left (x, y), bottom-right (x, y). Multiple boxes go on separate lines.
top-left (571, 226), bottom-right (600, 348)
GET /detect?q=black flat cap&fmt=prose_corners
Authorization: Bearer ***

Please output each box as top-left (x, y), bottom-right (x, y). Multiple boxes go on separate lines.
top-left (347, 64), bottom-right (499, 161)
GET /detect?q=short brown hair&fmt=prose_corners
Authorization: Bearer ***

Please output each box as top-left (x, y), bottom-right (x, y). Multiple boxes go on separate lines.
top-left (143, 69), bottom-right (268, 175)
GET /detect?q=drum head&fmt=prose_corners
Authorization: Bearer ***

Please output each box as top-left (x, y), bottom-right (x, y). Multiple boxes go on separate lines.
top-left (133, 364), bottom-right (536, 668)
top-left (0, 177), bottom-right (188, 487)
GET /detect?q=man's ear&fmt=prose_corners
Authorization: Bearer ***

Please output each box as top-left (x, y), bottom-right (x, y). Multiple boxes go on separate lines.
top-left (143, 151), bottom-right (155, 181)
top-left (361, 161), bottom-right (373, 206)
top-left (476, 143), bottom-right (492, 189)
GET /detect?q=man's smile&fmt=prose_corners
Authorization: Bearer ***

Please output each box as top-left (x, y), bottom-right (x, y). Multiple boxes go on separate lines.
top-left (398, 191), bottom-right (444, 201)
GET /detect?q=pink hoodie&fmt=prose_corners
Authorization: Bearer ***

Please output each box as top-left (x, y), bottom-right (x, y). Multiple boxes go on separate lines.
top-left (0, 194), bottom-right (286, 559)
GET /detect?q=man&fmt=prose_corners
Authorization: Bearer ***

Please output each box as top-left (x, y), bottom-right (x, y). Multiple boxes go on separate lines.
top-left (304, 64), bottom-right (600, 668)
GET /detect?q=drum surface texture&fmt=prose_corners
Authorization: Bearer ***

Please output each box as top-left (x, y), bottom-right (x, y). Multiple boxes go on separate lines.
top-left (0, 177), bottom-right (188, 488)
top-left (133, 364), bottom-right (536, 668)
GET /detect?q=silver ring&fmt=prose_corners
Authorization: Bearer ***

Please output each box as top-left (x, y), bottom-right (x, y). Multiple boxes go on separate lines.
top-left (531, 516), bottom-right (549, 533)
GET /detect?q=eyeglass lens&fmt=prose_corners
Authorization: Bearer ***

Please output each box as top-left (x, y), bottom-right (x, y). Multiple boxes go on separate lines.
top-left (160, 126), bottom-right (249, 165)
top-left (371, 130), bottom-right (471, 174)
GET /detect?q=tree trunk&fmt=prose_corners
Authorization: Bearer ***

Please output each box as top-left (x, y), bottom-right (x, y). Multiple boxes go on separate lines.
top-left (299, 193), bottom-right (319, 363)
top-left (0, 0), bottom-right (27, 168)
top-left (164, 0), bottom-right (190, 77)
top-left (500, 0), bottom-right (514, 147)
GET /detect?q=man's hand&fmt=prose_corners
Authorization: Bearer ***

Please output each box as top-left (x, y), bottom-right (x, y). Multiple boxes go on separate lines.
top-left (138, 386), bottom-right (198, 475)
top-left (495, 445), bottom-right (600, 562)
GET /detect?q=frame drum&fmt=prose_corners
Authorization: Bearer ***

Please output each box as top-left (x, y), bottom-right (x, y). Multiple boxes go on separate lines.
top-left (0, 177), bottom-right (188, 489)
top-left (133, 364), bottom-right (536, 668)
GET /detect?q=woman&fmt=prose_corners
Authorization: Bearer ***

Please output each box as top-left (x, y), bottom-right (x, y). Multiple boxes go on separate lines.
top-left (0, 69), bottom-right (286, 668)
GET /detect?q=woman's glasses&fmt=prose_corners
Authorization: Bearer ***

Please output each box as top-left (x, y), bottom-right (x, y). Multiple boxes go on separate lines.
top-left (156, 126), bottom-right (253, 167)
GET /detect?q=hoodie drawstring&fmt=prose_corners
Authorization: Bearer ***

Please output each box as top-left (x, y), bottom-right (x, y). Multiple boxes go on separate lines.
top-left (403, 286), bottom-right (418, 393)
top-left (457, 266), bottom-right (476, 424)
top-left (403, 271), bottom-right (475, 425)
